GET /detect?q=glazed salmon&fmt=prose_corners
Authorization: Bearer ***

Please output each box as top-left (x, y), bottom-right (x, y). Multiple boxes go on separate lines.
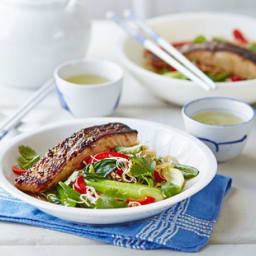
top-left (179, 41), bottom-right (256, 79)
top-left (15, 123), bottom-right (138, 193)
top-left (145, 41), bottom-right (256, 79)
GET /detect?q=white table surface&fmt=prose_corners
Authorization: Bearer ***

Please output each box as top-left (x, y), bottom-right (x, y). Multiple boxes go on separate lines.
top-left (0, 20), bottom-right (256, 255)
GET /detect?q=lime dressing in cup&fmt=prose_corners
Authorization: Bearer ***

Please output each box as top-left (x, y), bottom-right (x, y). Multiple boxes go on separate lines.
top-left (54, 59), bottom-right (123, 118)
top-left (65, 74), bottom-right (110, 85)
top-left (182, 97), bottom-right (255, 162)
top-left (192, 111), bottom-right (243, 126)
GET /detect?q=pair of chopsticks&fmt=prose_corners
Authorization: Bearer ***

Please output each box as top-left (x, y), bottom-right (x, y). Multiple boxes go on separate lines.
top-left (106, 10), bottom-right (216, 91)
top-left (0, 80), bottom-right (55, 141)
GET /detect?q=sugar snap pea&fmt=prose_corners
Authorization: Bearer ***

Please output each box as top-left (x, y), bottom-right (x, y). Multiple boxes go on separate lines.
top-left (174, 164), bottom-right (199, 179)
top-left (86, 179), bottom-right (164, 201)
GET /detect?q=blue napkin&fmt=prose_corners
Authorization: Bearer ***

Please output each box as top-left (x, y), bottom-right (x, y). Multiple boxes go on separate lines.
top-left (0, 174), bottom-right (231, 252)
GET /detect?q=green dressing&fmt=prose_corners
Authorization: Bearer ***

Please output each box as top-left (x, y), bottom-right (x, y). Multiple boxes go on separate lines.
top-left (192, 111), bottom-right (243, 126)
top-left (65, 74), bottom-right (109, 85)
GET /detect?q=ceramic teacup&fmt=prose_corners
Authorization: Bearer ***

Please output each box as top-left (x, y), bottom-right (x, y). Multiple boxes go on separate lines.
top-left (182, 97), bottom-right (255, 162)
top-left (54, 59), bottom-right (123, 118)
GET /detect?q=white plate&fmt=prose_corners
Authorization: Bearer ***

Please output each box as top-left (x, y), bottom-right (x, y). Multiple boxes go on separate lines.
top-left (0, 118), bottom-right (217, 224)
top-left (117, 12), bottom-right (256, 106)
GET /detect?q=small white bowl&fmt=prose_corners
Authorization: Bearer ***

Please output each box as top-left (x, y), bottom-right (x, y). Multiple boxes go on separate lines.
top-left (0, 118), bottom-right (216, 224)
top-left (182, 97), bottom-right (255, 162)
top-left (54, 59), bottom-right (123, 118)
top-left (117, 12), bottom-right (256, 106)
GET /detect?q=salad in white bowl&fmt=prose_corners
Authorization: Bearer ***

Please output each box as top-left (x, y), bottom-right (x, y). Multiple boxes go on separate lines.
top-left (0, 118), bottom-right (216, 224)
top-left (117, 12), bottom-right (256, 105)
top-left (145, 28), bottom-right (256, 82)
top-left (13, 140), bottom-right (199, 209)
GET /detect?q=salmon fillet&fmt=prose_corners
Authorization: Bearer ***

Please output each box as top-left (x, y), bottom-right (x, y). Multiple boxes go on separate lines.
top-left (145, 41), bottom-right (256, 79)
top-left (15, 123), bottom-right (138, 193)
top-left (179, 41), bottom-right (256, 79)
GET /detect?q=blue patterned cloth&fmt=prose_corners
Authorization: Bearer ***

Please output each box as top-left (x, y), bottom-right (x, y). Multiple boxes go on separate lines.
top-left (0, 174), bottom-right (231, 252)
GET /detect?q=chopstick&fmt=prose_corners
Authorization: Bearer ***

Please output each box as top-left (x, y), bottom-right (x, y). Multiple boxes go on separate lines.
top-left (0, 80), bottom-right (55, 141)
top-left (106, 11), bottom-right (215, 91)
top-left (123, 10), bottom-right (216, 90)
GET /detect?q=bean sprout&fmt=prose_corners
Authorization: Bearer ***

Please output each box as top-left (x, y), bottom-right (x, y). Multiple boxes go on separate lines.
top-left (80, 186), bottom-right (99, 205)
top-left (128, 201), bottom-right (141, 207)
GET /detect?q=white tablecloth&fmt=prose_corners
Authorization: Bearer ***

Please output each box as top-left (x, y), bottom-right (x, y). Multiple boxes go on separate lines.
top-left (0, 21), bottom-right (255, 255)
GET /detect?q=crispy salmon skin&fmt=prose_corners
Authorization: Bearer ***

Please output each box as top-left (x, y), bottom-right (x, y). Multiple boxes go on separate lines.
top-left (15, 123), bottom-right (138, 193)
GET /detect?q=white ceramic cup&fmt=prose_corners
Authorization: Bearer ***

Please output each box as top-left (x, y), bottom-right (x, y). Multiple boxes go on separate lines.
top-left (54, 59), bottom-right (123, 118)
top-left (182, 97), bottom-right (255, 162)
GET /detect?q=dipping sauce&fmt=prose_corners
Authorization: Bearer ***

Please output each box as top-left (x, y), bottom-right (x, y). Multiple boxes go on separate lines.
top-left (65, 74), bottom-right (110, 85)
top-left (192, 111), bottom-right (243, 125)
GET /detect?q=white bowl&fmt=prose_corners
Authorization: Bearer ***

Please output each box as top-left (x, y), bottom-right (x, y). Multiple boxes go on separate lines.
top-left (182, 97), bottom-right (255, 162)
top-left (117, 12), bottom-right (256, 106)
top-left (54, 59), bottom-right (123, 118)
top-left (0, 118), bottom-right (217, 224)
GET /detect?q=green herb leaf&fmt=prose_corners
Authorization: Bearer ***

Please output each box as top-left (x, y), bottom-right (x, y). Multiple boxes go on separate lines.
top-left (130, 156), bottom-right (155, 186)
top-left (57, 185), bottom-right (76, 207)
top-left (130, 156), bottom-right (155, 177)
top-left (193, 35), bottom-right (207, 43)
top-left (19, 145), bottom-right (37, 159)
top-left (84, 159), bottom-right (117, 178)
top-left (17, 145), bottom-right (41, 169)
top-left (58, 182), bottom-right (94, 208)
top-left (58, 182), bottom-right (81, 202)
top-left (207, 72), bottom-right (231, 82)
top-left (94, 159), bottom-right (117, 176)
top-left (83, 172), bottom-right (106, 180)
top-left (95, 188), bottom-right (127, 209)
